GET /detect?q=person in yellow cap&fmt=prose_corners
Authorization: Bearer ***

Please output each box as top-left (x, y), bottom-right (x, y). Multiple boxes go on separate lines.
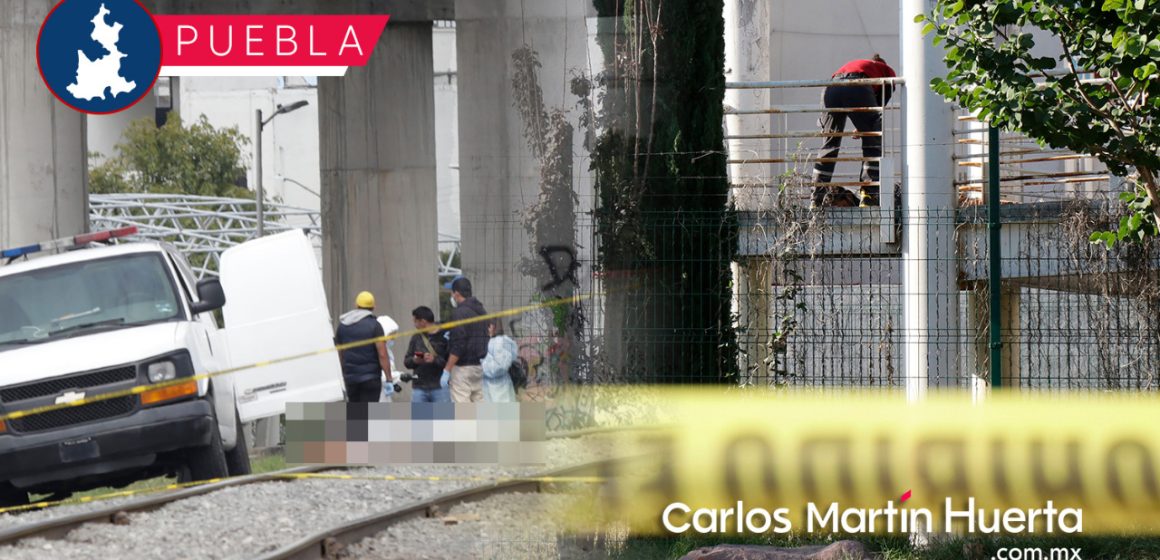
top-left (334, 291), bottom-right (392, 402)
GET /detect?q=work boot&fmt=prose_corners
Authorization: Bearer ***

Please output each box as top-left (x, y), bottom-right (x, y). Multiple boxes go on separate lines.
top-left (858, 188), bottom-right (880, 208)
top-left (812, 186), bottom-right (859, 209)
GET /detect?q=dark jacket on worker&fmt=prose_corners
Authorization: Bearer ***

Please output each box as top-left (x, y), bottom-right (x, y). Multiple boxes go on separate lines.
top-left (334, 309), bottom-right (385, 383)
top-left (448, 297), bottom-right (489, 366)
top-left (404, 330), bottom-right (449, 390)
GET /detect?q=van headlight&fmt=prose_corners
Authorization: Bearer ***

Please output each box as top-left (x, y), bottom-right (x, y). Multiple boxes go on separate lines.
top-left (147, 361), bottom-right (178, 383)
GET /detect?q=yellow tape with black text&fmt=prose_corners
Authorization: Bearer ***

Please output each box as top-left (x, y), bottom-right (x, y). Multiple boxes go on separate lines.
top-left (573, 390), bottom-right (1160, 536)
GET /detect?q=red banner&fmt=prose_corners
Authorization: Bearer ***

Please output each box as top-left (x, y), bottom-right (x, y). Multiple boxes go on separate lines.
top-left (155, 15), bottom-right (389, 67)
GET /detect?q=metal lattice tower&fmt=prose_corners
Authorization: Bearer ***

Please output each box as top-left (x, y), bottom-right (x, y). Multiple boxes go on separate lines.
top-left (89, 194), bottom-right (461, 281)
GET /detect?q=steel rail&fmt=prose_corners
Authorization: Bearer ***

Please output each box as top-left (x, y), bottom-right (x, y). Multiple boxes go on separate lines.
top-left (0, 465), bottom-right (334, 545)
top-left (254, 458), bottom-right (621, 560)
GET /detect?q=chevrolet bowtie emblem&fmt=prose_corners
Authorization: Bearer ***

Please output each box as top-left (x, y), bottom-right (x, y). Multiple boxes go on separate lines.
top-left (54, 391), bottom-right (86, 405)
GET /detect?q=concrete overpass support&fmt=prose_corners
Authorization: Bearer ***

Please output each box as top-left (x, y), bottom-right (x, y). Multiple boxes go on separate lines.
top-left (0, 0), bottom-right (88, 247)
top-left (455, 0), bottom-right (591, 315)
top-left (319, 22), bottom-right (438, 329)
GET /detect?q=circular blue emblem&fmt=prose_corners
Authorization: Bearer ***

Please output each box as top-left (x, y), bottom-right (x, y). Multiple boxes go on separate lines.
top-left (37, 0), bottom-right (162, 114)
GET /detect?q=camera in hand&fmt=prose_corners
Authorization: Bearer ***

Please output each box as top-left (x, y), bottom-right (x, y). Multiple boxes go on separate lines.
top-left (399, 373), bottom-right (414, 383)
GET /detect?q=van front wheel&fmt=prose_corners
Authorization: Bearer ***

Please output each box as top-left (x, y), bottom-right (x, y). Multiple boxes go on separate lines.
top-left (180, 418), bottom-right (229, 483)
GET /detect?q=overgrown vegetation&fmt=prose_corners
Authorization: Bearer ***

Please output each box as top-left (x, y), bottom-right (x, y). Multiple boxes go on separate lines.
top-left (590, 0), bottom-right (738, 383)
top-left (921, 0), bottom-right (1160, 245)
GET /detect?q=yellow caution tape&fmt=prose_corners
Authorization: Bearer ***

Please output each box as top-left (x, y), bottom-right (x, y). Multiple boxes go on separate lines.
top-left (0, 293), bottom-right (589, 423)
top-left (0, 477), bottom-right (225, 515)
top-left (576, 390), bottom-right (1160, 536)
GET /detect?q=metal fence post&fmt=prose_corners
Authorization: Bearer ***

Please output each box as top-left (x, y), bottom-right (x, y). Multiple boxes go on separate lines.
top-left (988, 125), bottom-right (1003, 388)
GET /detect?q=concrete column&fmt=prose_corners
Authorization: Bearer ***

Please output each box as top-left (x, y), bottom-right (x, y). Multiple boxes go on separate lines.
top-left (455, 0), bottom-right (591, 315)
top-left (319, 22), bottom-right (438, 327)
top-left (901, 0), bottom-right (958, 399)
top-left (724, 0), bottom-right (772, 206)
top-left (0, 0), bottom-right (88, 248)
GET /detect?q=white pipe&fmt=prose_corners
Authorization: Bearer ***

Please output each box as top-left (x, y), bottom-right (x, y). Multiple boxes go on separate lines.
top-left (727, 77), bottom-right (906, 89)
top-left (902, 0), bottom-right (958, 402)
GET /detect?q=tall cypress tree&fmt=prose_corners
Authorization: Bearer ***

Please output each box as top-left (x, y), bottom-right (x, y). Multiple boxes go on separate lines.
top-left (591, 0), bottom-right (737, 383)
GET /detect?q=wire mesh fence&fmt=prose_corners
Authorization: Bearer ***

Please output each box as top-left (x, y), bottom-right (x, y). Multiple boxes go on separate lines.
top-left (731, 204), bottom-right (1159, 391)
top-left (463, 188), bottom-right (1158, 390)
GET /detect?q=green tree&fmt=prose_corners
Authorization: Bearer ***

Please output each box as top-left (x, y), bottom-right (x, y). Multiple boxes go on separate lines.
top-left (90, 114), bottom-right (251, 198)
top-left (590, 0), bottom-right (737, 383)
top-left (921, 0), bottom-right (1160, 245)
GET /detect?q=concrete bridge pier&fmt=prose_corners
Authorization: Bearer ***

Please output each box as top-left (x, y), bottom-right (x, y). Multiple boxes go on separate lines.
top-left (454, 0), bottom-right (591, 316)
top-left (0, 0), bottom-right (88, 248)
top-left (319, 21), bottom-right (439, 330)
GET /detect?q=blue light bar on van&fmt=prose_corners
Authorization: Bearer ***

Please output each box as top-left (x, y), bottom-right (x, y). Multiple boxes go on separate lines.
top-left (1, 227), bottom-right (138, 260)
top-left (1, 244), bottom-right (41, 259)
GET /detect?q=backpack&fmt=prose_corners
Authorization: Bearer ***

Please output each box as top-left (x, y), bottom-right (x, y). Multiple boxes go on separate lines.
top-left (508, 357), bottom-right (528, 390)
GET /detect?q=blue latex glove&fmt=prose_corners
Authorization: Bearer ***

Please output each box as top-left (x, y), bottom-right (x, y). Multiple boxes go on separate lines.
top-left (440, 370), bottom-right (451, 389)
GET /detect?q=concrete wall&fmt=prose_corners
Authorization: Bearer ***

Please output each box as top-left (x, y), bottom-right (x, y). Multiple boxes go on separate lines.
top-left (455, 0), bottom-right (594, 316)
top-left (179, 76), bottom-right (321, 211)
top-left (320, 21), bottom-right (439, 328)
top-left (88, 93), bottom-right (156, 166)
top-left (0, 0), bottom-right (88, 247)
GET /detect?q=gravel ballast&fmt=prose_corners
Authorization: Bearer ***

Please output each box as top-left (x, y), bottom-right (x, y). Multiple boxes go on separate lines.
top-left (341, 492), bottom-right (618, 560)
top-left (0, 436), bottom-right (613, 559)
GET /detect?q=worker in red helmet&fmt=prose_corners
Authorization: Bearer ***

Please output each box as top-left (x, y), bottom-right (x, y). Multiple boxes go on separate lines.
top-left (812, 54), bottom-right (897, 208)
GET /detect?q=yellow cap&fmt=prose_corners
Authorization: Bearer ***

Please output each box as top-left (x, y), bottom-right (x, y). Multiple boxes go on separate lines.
top-left (356, 291), bottom-right (375, 309)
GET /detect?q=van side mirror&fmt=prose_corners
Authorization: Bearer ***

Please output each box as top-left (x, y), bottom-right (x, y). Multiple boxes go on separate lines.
top-left (190, 278), bottom-right (226, 315)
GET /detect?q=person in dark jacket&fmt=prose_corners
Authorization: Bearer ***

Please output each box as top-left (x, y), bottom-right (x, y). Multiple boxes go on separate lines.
top-left (812, 54), bottom-right (897, 208)
top-left (403, 306), bottom-right (450, 403)
top-left (442, 276), bottom-right (489, 403)
top-left (334, 291), bottom-right (392, 403)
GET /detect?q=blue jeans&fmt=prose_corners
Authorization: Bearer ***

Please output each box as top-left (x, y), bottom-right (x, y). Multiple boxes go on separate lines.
top-left (412, 387), bottom-right (450, 403)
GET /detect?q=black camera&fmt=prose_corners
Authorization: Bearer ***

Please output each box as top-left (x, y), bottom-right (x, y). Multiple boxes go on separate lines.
top-left (392, 383), bottom-right (403, 394)
top-left (399, 373), bottom-right (415, 383)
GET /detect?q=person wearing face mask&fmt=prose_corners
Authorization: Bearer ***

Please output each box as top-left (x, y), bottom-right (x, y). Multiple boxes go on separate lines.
top-left (442, 276), bottom-right (489, 403)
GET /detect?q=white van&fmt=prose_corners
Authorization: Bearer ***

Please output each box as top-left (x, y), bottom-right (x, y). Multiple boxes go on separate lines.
top-left (0, 228), bottom-right (344, 506)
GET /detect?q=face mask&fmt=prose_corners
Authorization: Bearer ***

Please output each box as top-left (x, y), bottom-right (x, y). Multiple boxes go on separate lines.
top-left (449, 294), bottom-right (458, 308)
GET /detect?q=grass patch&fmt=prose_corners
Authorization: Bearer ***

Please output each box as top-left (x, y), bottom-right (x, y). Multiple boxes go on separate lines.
top-left (250, 453), bottom-right (286, 474)
top-left (32, 451), bottom-right (288, 505)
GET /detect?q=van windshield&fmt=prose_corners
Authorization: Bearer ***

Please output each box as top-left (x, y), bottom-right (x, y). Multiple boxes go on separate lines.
top-left (0, 253), bottom-right (182, 351)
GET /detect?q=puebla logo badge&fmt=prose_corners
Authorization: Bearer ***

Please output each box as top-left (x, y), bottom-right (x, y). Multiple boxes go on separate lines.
top-left (37, 0), bottom-right (162, 114)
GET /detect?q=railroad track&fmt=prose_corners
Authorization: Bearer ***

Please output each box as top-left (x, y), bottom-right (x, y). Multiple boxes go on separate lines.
top-left (0, 430), bottom-right (633, 558)
top-left (0, 465), bottom-right (334, 546)
top-left (255, 459), bottom-right (615, 560)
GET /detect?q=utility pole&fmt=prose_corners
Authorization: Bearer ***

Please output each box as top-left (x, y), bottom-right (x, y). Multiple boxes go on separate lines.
top-left (253, 100), bottom-right (309, 238)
